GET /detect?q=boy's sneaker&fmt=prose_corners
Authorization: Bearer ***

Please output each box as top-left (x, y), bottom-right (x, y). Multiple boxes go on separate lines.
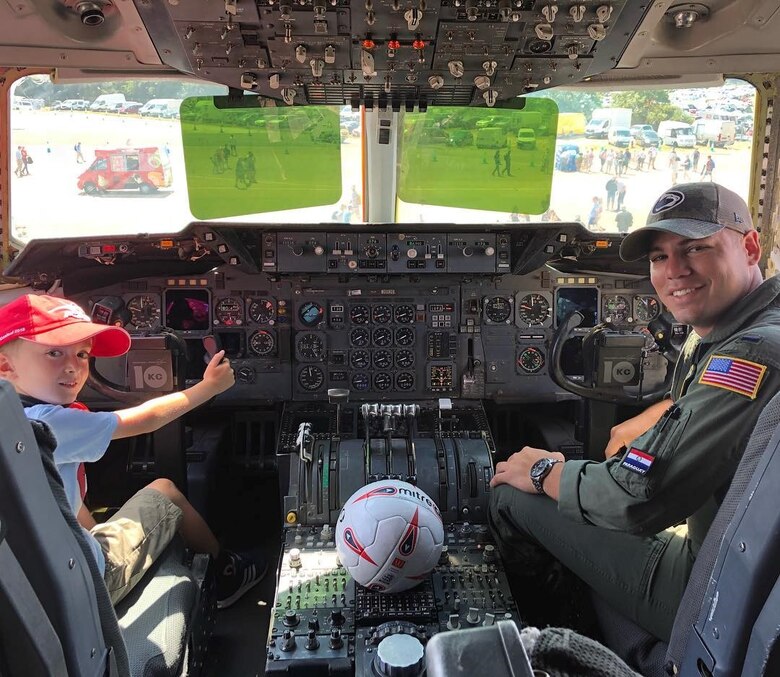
top-left (216, 550), bottom-right (268, 609)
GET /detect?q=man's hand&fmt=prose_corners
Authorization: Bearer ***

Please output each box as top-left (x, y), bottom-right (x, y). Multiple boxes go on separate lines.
top-left (490, 446), bottom-right (565, 495)
top-left (202, 350), bottom-right (235, 396)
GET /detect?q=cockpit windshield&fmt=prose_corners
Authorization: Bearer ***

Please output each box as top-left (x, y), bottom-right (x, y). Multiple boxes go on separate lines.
top-left (9, 74), bottom-right (755, 241)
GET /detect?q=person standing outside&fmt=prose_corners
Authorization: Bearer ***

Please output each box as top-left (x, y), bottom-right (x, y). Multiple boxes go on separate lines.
top-left (615, 205), bottom-right (633, 233)
top-left (702, 155), bottom-right (715, 181)
top-left (74, 141), bottom-right (85, 164)
top-left (605, 176), bottom-right (618, 211)
top-left (489, 182), bottom-right (780, 643)
top-left (616, 179), bottom-right (627, 211)
top-left (692, 147), bottom-right (701, 172)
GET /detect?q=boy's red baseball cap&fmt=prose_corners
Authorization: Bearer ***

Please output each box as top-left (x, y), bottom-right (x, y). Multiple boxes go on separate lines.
top-left (0, 294), bottom-right (131, 357)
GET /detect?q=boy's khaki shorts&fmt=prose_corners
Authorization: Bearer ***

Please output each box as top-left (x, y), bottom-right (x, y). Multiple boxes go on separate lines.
top-left (91, 487), bottom-right (183, 605)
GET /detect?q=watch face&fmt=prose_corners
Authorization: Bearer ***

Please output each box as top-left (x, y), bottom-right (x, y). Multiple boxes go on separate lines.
top-left (530, 458), bottom-right (552, 479)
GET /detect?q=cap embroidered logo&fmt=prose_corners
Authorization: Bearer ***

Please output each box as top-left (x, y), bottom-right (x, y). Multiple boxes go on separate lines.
top-left (652, 190), bottom-right (685, 214)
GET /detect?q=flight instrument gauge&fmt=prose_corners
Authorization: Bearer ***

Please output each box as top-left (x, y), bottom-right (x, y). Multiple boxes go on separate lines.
top-left (395, 304), bottom-right (415, 324)
top-left (127, 295), bottom-right (160, 329)
top-left (298, 366), bottom-right (324, 391)
top-left (351, 373), bottom-right (370, 391)
top-left (396, 372), bottom-right (415, 390)
top-left (374, 372), bottom-right (392, 390)
top-left (372, 304), bottom-right (392, 324)
top-left (373, 350), bottom-right (392, 369)
top-left (351, 349), bottom-right (370, 369)
top-left (299, 301), bottom-right (324, 327)
top-left (215, 297), bottom-right (243, 326)
top-left (603, 295), bottom-right (631, 323)
top-left (396, 350), bottom-right (415, 368)
top-left (297, 333), bottom-right (324, 360)
top-left (518, 293), bottom-right (550, 326)
top-left (395, 327), bottom-right (415, 346)
top-left (248, 298), bottom-right (274, 324)
top-left (249, 330), bottom-right (275, 356)
top-left (373, 327), bottom-right (392, 347)
top-left (484, 296), bottom-right (512, 323)
top-left (350, 327), bottom-right (370, 347)
top-left (350, 304), bottom-right (370, 324)
top-left (634, 296), bottom-right (660, 323)
top-left (517, 347), bottom-right (545, 373)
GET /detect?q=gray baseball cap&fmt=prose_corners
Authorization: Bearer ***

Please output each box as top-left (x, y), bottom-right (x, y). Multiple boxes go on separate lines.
top-left (619, 182), bottom-right (754, 261)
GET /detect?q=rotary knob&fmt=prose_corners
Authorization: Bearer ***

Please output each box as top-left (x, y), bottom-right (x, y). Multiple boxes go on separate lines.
top-left (483, 544), bottom-right (496, 563)
top-left (283, 609), bottom-right (300, 627)
top-left (237, 366), bottom-right (255, 384)
top-left (289, 548), bottom-right (302, 569)
top-left (330, 609), bottom-right (345, 626)
top-left (320, 524), bottom-right (333, 541)
top-left (291, 245), bottom-right (304, 256)
top-left (280, 629), bottom-right (296, 652)
top-left (373, 634), bottom-right (425, 676)
top-left (484, 245), bottom-right (495, 256)
top-left (314, 245), bottom-right (325, 256)
top-left (407, 248), bottom-right (418, 259)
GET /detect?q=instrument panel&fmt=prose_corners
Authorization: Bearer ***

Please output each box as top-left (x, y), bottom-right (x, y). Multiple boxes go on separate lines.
top-left (73, 230), bottom-right (664, 404)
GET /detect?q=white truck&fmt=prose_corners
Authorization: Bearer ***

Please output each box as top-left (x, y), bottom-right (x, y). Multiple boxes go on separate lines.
top-left (693, 119), bottom-right (736, 147)
top-left (657, 120), bottom-right (697, 148)
top-left (89, 93), bottom-right (126, 112)
top-left (585, 108), bottom-right (632, 139)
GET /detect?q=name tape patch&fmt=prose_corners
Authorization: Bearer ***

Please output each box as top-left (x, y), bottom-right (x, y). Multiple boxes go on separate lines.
top-left (621, 447), bottom-right (655, 475)
top-left (699, 355), bottom-right (767, 400)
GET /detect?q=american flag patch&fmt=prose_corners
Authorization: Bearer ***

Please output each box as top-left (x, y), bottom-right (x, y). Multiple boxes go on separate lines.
top-left (621, 447), bottom-right (655, 475)
top-left (699, 355), bottom-right (767, 399)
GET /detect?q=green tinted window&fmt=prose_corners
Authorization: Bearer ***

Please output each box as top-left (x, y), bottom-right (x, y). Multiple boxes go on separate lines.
top-left (397, 99), bottom-right (557, 215)
top-left (180, 98), bottom-right (342, 220)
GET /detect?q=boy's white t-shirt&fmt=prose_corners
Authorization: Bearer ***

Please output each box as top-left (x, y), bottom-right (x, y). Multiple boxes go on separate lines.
top-left (24, 404), bottom-right (119, 574)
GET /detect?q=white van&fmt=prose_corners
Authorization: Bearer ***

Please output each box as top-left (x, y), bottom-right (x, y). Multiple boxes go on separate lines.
top-left (657, 121), bottom-right (696, 148)
top-left (89, 93), bottom-right (126, 112)
top-left (608, 127), bottom-right (632, 147)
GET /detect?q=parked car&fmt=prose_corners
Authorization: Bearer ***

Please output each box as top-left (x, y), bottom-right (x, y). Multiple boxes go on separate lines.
top-left (635, 129), bottom-right (661, 147)
top-left (119, 102), bottom-right (143, 114)
top-left (630, 124), bottom-right (654, 138)
top-left (516, 128), bottom-right (537, 150)
top-left (608, 127), bottom-right (632, 147)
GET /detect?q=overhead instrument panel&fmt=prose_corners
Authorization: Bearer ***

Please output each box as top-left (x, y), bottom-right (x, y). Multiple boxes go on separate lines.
top-left (131, 0), bottom-right (653, 106)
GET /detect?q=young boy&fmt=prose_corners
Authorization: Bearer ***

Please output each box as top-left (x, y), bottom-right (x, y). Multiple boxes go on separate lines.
top-left (0, 294), bottom-right (265, 608)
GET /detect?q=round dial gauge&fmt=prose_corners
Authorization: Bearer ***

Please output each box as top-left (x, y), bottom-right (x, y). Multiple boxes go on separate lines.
top-left (373, 349), bottom-right (392, 369)
top-left (248, 298), bottom-right (274, 324)
top-left (350, 304), bottom-right (370, 324)
top-left (298, 366), bottom-right (324, 391)
top-left (396, 372), bottom-right (415, 390)
top-left (396, 349), bottom-right (415, 368)
top-left (603, 295), bottom-right (631, 323)
top-left (351, 349), bottom-right (370, 369)
top-left (350, 327), bottom-right (370, 347)
top-left (634, 296), bottom-right (660, 323)
top-left (372, 305), bottom-right (392, 324)
top-left (373, 327), bottom-right (393, 347)
top-left (299, 301), bottom-right (324, 327)
top-left (518, 293), bottom-right (550, 326)
top-left (518, 347), bottom-right (545, 373)
top-left (297, 333), bottom-right (324, 360)
top-left (395, 304), bottom-right (415, 324)
top-left (395, 327), bottom-right (415, 346)
top-left (374, 372), bottom-right (392, 390)
top-left (484, 296), bottom-right (512, 323)
top-left (249, 329), bottom-right (275, 356)
top-left (215, 297), bottom-right (243, 326)
top-left (351, 372), bottom-right (370, 391)
top-left (127, 295), bottom-right (160, 329)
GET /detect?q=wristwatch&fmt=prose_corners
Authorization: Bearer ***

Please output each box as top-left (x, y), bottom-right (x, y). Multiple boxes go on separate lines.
top-left (530, 457), bottom-right (563, 495)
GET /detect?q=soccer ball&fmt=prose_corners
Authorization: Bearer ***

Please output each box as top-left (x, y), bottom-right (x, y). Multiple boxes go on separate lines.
top-left (336, 480), bottom-right (445, 593)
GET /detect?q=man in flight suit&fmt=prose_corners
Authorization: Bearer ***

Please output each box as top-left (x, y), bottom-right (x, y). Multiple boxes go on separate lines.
top-left (489, 182), bottom-right (780, 642)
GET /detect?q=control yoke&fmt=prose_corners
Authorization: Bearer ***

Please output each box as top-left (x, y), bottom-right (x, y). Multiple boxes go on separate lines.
top-left (550, 311), bottom-right (674, 405)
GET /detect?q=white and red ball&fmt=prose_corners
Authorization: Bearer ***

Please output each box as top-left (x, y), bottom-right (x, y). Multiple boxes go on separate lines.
top-left (335, 480), bottom-right (444, 593)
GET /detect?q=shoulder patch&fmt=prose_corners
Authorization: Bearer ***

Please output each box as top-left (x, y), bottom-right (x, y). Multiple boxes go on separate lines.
top-left (737, 334), bottom-right (763, 344)
top-left (620, 447), bottom-right (655, 475)
top-left (699, 354), bottom-right (767, 399)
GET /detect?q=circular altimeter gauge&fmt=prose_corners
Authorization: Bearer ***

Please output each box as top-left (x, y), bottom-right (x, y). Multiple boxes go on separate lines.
top-left (297, 333), bottom-right (324, 360)
top-left (351, 349), bottom-right (370, 369)
top-left (372, 304), bottom-right (393, 324)
top-left (517, 293), bottom-right (550, 326)
top-left (249, 329), bottom-right (275, 356)
top-left (603, 295), bottom-right (631, 323)
top-left (215, 297), bottom-right (243, 326)
top-left (247, 298), bottom-right (274, 324)
top-left (517, 347), bottom-right (545, 373)
top-left (298, 301), bottom-right (324, 327)
top-left (350, 304), bottom-right (370, 324)
top-left (373, 350), bottom-right (392, 369)
top-left (373, 327), bottom-right (393, 347)
top-left (127, 294), bottom-right (160, 329)
top-left (395, 304), bottom-right (415, 324)
top-left (395, 327), bottom-right (415, 346)
top-left (350, 327), bottom-right (370, 347)
top-left (634, 296), bottom-right (660, 323)
top-left (484, 296), bottom-right (512, 323)
top-left (298, 366), bottom-right (324, 391)
top-left (396, 349), bottom-right (415, 368)
top-left (396, 372), bottom-right (415, 390)
top-left (374, 372), bottom-right (392, 390)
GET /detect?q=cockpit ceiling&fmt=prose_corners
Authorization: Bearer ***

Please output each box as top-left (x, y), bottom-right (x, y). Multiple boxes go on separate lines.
top-left (1, 0), bottom-right (780, 103)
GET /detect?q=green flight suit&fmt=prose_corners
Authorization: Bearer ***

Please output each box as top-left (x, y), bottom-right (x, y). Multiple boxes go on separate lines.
top-left (489, 276), bottom-right (780, 642)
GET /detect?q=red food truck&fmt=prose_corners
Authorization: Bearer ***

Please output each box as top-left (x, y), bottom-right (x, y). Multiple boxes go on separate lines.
top-left (77, 146), bottom-right (172, 195)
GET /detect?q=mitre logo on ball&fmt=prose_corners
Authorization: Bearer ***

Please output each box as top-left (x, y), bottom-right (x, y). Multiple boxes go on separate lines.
top-left (336, 480), bottom-right (444, 593)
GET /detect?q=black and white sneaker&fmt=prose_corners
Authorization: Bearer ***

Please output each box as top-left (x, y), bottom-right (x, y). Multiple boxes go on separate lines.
top-left (216, 550), bottom-right (267, 609)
